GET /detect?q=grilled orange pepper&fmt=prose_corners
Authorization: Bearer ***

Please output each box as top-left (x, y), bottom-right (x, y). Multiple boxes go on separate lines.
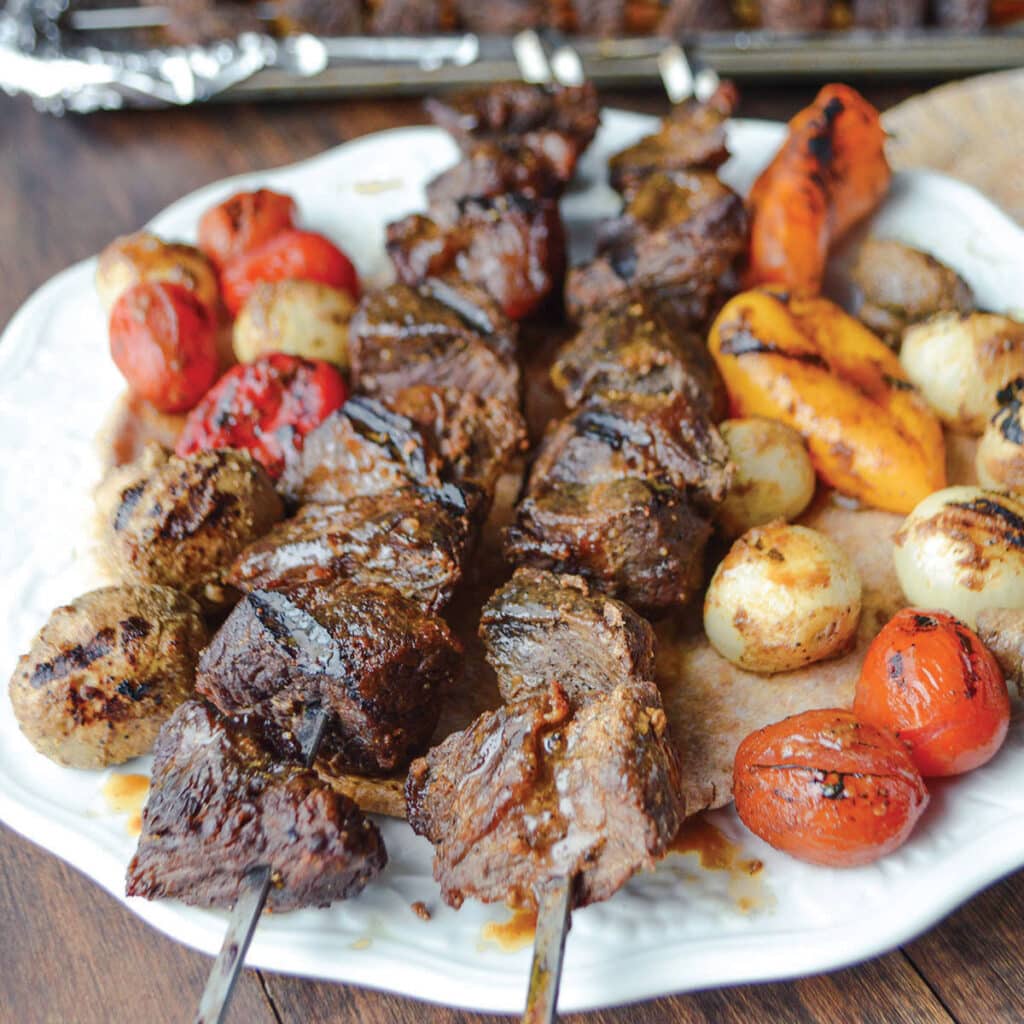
top-left (747, 84), bottom-right (891, 294)
top-left (709, 289), bottom-right (946, 514)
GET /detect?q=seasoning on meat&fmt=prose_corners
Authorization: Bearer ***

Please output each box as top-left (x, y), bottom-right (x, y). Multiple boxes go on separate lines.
top-left (97, 445), bottom-right (284, 612)
top-left (551, 294), bottom-right (727, 420)
top-left (424, 81), bottom-right (600, 183)
top-left (386, 193), bottom-right (566, 321)
top-left (608, 84), bottom-right (739, 198)
top-left (406, 681), bottom-right (684, 911)
top-left (9, 585), bottom-right (207, 769)
top-left (480, 568), bottom-right (656, 703)
top-left (230, 485), bottom-right (482, 613)
top-left (566, 170), bottom-right (747, 323)
top-left (349, 279), bottom-right (520, 407)
top-left (426, 140), bottom-right (567, 206)
top-left (126, 701), bottom-right (386, 910)
top-left (196, 579), bottom-right (462, 775)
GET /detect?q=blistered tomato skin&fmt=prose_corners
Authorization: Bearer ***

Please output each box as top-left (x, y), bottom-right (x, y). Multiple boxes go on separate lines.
top-left (175, 353), bottom-right (347, 480)
top-left (855, 609), bottom-right (1010, 777)
top-left (198, 189), bottom-right (297, 270)
top-left (109, 281), bottom-right (219, 414)
top-left (220, 230), bottom-right (360, 315)
top-left (733, 709), bottom-right (929, 868)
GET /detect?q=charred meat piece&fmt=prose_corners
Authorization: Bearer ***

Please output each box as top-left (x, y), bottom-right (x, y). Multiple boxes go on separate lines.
top-left (407, 681), bottom-right (684, 910)
top-left (561, 0), bottom-right (625, 34)
top-left (426, 140), bottom-right (566, 206)
top-left (506, 477), bottom-right (712, 613)
top-left (527, 392), bottom-right (732, 510)
top-left (386, 194), bottom-right (566, 321)
top-left (9, 585), bottom-right (207, 770)
top-left (196, 580), bottom-right (462, 775)
top-left (425, 81), bottom-right (600, 182)
top-left (566, 170), bottom-right (747, 322)
top-left (385, 386), bottom-right (526, 496)
top-left (278, 394), bottom-right (446, 506)
top-left (350, 281), bottom-right (520, 408)
top-left (97, 445), bottom-right (283, 612)
top-left (229, 485), bottom-right (481, 613)
top-left (551, 295), bottom-right (727, 421)
top-left (608, 84), bottom-right (739, 197)
top-left (126, 701), bottom-right (386, 911)
top-left (851, 239), bottom-right (974, 348)
top-left (480, 568), bottom-right (656, 703)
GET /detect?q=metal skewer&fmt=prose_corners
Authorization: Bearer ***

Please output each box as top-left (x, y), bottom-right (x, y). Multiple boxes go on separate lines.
top-left (522, 877), bottom-right (573, 1024)
top-left (658, 42), bottom-right (720, 103)
top-left (194, 707), bottom-right (328, 1024)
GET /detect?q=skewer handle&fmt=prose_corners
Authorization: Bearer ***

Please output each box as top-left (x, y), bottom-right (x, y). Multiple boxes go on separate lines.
top-left (194, 865), bottom-right (273, 1024)
top-left (522, 876), bottom-right (573, 1024)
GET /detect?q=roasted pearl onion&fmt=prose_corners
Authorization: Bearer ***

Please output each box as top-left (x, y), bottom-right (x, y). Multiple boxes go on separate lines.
top-left (893, 486), bottom-right (1024, 627)
top-left (704, 522), bottom-right (862, 674)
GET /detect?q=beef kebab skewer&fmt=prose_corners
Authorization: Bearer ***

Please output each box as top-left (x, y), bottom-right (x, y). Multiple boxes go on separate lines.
top-left (408, 71), bottom-right (744, 1023)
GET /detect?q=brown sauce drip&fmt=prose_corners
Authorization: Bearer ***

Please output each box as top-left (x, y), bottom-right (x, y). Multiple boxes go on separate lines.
top-left (480, 906), bottom-right (538, 952)
top-left (102, 773), bottom-right (149, 836)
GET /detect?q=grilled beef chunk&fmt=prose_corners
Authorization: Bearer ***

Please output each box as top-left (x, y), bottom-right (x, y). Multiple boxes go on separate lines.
top-left (126, 701), bottom-right (385, 911)
top-left (506, 477), bottom-right (712, 612)
top-left (196, 581), bottom-right (462, 775)
top-left (9, 585), bottom-right (207, 770)
top-left (386, 194), bottom-right (566, 321)
top-left (425, 82), bottom-right (600, 183)
top-left (229, 486), bottom-right (480, 613)
top-left (850, 239), bottom-right (974, 348)
top-left (426, 140), bottom-right (566, 206)
top-left (551, 296), bottom-right (727, 420)
top-left (97, 445), bottom-right (284, 612)
top-left (274, 0), bottom-right (362, 34)
top-left (407, 681), bottom-right (683, 910)
top-left (480, 568), bottom-right (656, 703)
top-left (759, 0), bottom-right (829, 29)
top-left (278, 394), bottom-right (446, 506)
top-left (852, 0), bottom-right (925, 27)
top-left (385, 386), bottom-right (526, 495)
top-left (569, 0), bottom-right (627, 33)
top-left (526, 392), bottom-right (731, 510)
top-left (566, 170), bottom-right (747, 323)
top-left (350, 280), bottom-right (520, 407)
top-left (608, 85), bottom-right (738, 197)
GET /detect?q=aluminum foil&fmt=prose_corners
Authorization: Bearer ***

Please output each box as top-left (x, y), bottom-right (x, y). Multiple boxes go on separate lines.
top-left (2, 0), bottom-right (1023, 116)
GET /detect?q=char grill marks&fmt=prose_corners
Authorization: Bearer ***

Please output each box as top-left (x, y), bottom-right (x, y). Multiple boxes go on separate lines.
top-left (608, 83), bottom-right (738, 198)
top-left (566, 168), bottom-right (748, 326)
top-left (196, 579), bottom-right (462, 776)
top-left (386, 193), bottom-right (566, 322)
top-left (406, 680), bottom-right (683, 911)
top-left (480, 568), bottom-right (656, 703)
top-left (229, 485), bottom-right (481, 613)
top-left (424, 81), bottom-right (600, 184)
top-left (349, 279), bottom-right (521, 407)
top-left (551, 294), bottom-right (728, 420)
top-left (426, 139), bottom-right (567, 206)
top-left (127, 700), bottom-right (386, 911)
top-left (506, 385), bottom-right (730, 613)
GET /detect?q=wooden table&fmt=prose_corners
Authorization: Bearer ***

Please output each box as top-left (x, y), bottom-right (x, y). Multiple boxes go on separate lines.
top-left (2, 80), bottom-right (1023, 1024)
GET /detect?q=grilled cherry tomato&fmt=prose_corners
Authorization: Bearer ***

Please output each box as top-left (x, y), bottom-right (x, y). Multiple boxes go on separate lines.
top-left (733, 708), bottom-right (929, 867)
top-left (854, 609), bottom-right (1010, 777)
top-left (109, 281), bottom-right (219, 414)
top-left (176, 353), bottom-right (346, 479)
top-left (221, 230), bottom-right (359, 315)
top-left (198, 189), bottom-right (297, 270)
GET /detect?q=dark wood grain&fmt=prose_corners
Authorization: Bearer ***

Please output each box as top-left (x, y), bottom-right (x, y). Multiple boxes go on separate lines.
top-left (0, 79), bottom-right (1016, 1024)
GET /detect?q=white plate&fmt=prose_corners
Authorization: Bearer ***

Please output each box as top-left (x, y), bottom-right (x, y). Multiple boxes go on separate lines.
top-left (2, 111), bottom-right (1024, 1014)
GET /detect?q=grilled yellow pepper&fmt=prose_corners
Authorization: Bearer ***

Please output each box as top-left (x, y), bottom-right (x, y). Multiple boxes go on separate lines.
top-left (708, 289), bottom-right (946, 514)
